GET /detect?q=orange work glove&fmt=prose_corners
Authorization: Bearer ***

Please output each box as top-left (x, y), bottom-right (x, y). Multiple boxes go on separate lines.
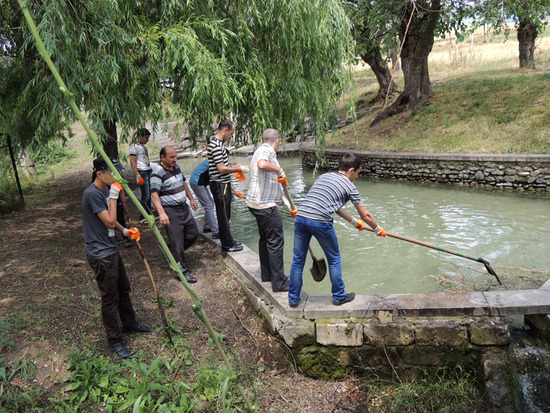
top-left (350, 216), bottom-right (365, 230)
top-left (235, 190), bottom-right (244, 198)
top-left (137, 175), bottom-right (145, 186)
top-left (124, 227), bottom-right (141, 242)
top-left (290, 208), bottom-right (297, 218)
top-left (235, 171), bottom-right (246, 182)
top-left (374, 225), bottom-right (387, 237)
top-left (278, 176), bottom-right (289, 186)
top-left (109, 182), bottom-right (123, 199)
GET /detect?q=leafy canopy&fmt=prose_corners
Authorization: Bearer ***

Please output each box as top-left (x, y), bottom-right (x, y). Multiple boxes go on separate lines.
top-left (2, 0), bottom-right (354, 149)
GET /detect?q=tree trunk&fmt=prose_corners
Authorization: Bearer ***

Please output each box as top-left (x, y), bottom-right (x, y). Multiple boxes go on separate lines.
top-left (355, 22), bottom-right (398, 103)
top-left (360, 47), bottom-right (397, 102)
top-left (20, 149), bottom-right (36, 176)
top-left (517, 20), bottom-right (537, 69)
top-left (371, 0), bottom-right (441, 126)
top-left (102, 119), bottom-right (118, 159)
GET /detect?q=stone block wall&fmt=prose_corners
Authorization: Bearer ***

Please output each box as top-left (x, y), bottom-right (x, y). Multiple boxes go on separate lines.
top-left (289, 315), bottom-right (510, 379)
top-left (302, 149), bottom-right (550, 192)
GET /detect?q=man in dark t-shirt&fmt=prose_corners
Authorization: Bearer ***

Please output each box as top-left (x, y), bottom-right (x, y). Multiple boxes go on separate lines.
top-left (82, 158), bottom-right (150, 359)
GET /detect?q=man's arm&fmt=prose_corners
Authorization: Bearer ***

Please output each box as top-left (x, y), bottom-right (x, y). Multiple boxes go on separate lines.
top-left (336, 205), bottom-right (377, 230)
top-left (257, 159), bottom-right (282, 174)
top-left (184, 182), bottom-right (198, 211)
top-left (129, 155), bottom-right (139, 176)
top-left (96, 198), bottom-right (118, 229)
top-left (151, 192), bottom-right (169, 226)
top-left (215, 161), bottom-right (243, 175)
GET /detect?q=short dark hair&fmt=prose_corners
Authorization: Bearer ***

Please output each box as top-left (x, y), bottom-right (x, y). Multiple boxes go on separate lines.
top-left (218, 119), bottom-right (234, 131)
top-left (93, 157), bottom-right (109, 172)
top-left (138, 128), bottom-right (151, 137)
top-left (339, 153), bottom-right (363, 172)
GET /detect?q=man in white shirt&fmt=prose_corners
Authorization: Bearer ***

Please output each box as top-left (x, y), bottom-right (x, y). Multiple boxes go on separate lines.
top-left (129, 128), bottom-right (152, 222)
top-left (246, 129), bottom-right (290, 292)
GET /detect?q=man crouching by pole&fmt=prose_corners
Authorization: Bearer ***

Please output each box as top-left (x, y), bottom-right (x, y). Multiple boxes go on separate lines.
top-left (82, 158), bottom-right (151, 359)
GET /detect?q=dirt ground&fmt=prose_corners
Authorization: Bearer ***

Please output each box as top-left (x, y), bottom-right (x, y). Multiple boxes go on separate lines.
top-left (0, 163), bottom-right (369, 412)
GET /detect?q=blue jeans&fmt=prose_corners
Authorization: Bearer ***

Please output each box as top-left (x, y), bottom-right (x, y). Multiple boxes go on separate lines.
top-left (288, 216), bottom-right (346, 304)
top-left (138, 169), bottom-right (152, 219)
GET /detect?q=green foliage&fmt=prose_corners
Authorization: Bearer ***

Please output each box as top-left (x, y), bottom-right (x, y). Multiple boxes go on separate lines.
top-left (47, 348), bottom-right (196, 412)
top-left (0, 358), bottom-right (41, 413)
top-left (0, 134), bottom-right (76, 214)
top-left (0, 179), bottom-right (24, 215)
top-left (30, 140), bottom-right (76, 165)
top-left (192, 355), bottom-right (246, 412)
top-left (471, 0), bottom-right (550, 34)
top-left (362, 366), bottom-right (483, 412)
top-left (2, 0), bottom-right (354, 154)
top-left (0, 317), bottom-right (26, 351)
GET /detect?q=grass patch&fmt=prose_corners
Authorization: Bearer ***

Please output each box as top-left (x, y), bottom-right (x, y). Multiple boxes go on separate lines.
top-left (363, 366), bottom-right (484, 412)
top-left (333, 26), bottom-right (550, 154)
top-left (330, 69), bottom-right (550, 153)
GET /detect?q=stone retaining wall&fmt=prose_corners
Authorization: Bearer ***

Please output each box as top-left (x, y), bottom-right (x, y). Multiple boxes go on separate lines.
top-left (302, 148), bottom-right (550, 192)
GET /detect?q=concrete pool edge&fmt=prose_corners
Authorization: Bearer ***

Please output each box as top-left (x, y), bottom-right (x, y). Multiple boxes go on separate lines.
top-left (200, 232), bottom-right (550, 348)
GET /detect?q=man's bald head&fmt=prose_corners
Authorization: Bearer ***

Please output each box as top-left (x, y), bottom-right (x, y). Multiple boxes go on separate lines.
top-left (262, 128), bottom-right (280, 144)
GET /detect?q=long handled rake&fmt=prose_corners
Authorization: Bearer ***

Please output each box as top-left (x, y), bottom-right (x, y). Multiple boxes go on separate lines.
top-left (369, 227), bottom-right (504, 286)
top-left (337, 209), bottom-right (504, 287)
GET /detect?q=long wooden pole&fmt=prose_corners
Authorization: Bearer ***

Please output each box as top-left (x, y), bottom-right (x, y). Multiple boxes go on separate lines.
top-left (337, 208), bottom-right (503, 286)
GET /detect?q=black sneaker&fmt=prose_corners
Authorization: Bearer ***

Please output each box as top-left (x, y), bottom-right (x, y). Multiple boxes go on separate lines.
top-left (184, 271), bottom-right (197, 283)
top-left (332, 292), bottom-right (356, 306)
top-left (233, 238), bottom-right (242, 246)
top-left (203, 228), bottom-right (212, 233)
top-left (122, 323), bottom-right (151, 334)
top-left (222, 244), bottom-right (243, 252)
top-left (289, 300), bottom-right (300, 308)
top-left (106, 341), bottom-right (133, 359)
top-left (212, 233), bottom-right (220, 239)
top-left (273, 277), bottom-right (290, 292)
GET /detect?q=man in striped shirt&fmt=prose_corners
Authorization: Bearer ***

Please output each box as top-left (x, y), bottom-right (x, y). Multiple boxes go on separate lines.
top-left (151, 146), bottom-right (199, 283)
top-left (288, 153), bottom-right (387, 307)
top-left (246, 128), bottom-right (290, 292)
top-left (207, 119), bottom-right (248, 252)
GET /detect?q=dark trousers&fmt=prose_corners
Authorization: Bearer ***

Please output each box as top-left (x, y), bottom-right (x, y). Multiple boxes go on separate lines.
top-left (210, 181), bottom-right (234, 249)
top-left (86, 252), bottom-right (137, 344)
top-left (138, 169), bottom-right (152, 220)
top-left (164, 203), bottom-right (198, 272)
top-left (116, 199), bottom-right (129, 241)
top-left (249, 206), bottom-right (289, 291)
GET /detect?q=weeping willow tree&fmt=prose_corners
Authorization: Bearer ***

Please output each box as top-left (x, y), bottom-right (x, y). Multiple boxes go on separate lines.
top-left (2, 0), bottom-right (354, 157)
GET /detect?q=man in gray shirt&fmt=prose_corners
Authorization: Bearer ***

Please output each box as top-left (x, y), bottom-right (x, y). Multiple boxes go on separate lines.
top-left (82, 158), bottom-right (150, 359)
top-left (150, 146), bottom-right (199, 283)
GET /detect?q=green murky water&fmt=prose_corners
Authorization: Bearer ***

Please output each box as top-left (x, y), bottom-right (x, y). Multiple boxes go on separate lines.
top-left (177, 156), bottom-right (550, 295)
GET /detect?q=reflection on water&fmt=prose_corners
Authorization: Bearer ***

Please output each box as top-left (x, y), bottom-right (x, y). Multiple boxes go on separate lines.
top-left (178, 156), bottom-right (550, 295)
